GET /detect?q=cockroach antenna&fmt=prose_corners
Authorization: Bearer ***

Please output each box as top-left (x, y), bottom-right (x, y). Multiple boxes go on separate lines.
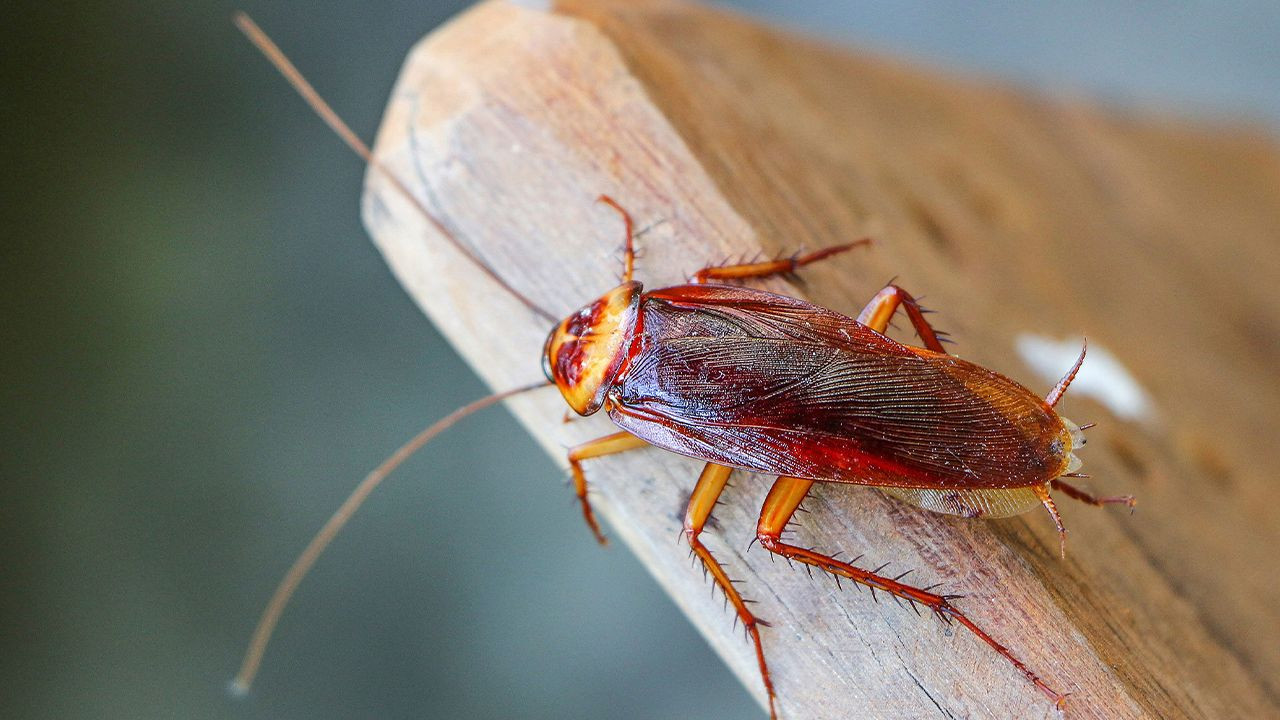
top-left (1044, 337), bottom-right (1087, 408)
top-left (229, 380), bottom-right (549, 696)
top-left (230, 13), bottom-right (557, 696)
top-left (232, 12), bottom-right (557, 324)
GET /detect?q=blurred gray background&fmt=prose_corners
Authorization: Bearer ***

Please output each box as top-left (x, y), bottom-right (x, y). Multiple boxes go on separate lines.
top-left (4, 2), bottom-right (1278, 719)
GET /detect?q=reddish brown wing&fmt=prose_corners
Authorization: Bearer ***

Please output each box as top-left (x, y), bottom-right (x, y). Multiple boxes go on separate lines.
top-left (636, 284), bottom-right (903, 352)
top-left (608, 285), bottom-right (1067, 489)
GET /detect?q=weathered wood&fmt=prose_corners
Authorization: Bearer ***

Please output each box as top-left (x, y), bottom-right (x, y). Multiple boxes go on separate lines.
top-left (360, 1), bottom-right (1280, 717)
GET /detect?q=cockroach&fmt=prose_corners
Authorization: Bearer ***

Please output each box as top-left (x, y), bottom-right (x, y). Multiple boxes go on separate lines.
top-left (231, 14), bottom-right (1136, 719)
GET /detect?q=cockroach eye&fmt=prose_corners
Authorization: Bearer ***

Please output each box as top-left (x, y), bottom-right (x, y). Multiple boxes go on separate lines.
top-left (541, 328), bottom-right (556, 382)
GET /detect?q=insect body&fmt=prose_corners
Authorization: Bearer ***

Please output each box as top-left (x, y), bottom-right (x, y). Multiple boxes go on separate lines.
top-left (551, 280), bottom-right (1084, 495)
top-left (233, 15), bottom-right (1135, 719)
top-left (544, 201), bottom-right (1120, 717)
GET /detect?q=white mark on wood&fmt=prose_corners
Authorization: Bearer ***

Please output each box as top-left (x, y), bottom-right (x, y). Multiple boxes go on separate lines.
top-left (1016, 334), bottom-right (1155, 422)
top-left (507, 0), bottom-right (551, 11)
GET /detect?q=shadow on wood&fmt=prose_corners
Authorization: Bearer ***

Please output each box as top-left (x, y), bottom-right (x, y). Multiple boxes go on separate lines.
top-left (360, 1), bottom-right (1280, 717)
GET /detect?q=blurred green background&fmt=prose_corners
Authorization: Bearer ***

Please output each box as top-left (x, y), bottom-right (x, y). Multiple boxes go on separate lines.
top-left (4, 2), bottom-right (1278, 719)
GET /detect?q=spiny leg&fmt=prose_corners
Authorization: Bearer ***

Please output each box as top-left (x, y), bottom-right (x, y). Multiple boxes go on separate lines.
top-left (1033, 483), bottom-right (1070, 559)
top-left (597, 195), bottom-right (636, 284)
top-left (566, 431), bottom-right (648, 544)
top-left (690, 240), bottom-right (870, 284)
top-left (856, 284), bottom-right (950, 353)
top-left (683, 463), bottom-right (778, 719)
top-left (1052, 478), bottom-right (1136, 511)
top-left (756, 476), bottom-right (1066, 709)
top-left (1040, 479), bottom-right (1138, 555)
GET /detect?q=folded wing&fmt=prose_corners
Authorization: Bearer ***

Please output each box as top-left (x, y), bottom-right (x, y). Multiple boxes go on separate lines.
top-left (610, 286), bottom-right (1067, 489)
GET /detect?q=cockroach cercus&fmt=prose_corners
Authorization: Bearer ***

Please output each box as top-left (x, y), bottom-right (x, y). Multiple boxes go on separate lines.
top-left (231, 14), bottom-right (1136, 719)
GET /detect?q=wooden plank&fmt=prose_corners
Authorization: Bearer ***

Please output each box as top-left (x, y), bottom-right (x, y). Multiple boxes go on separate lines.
top-left (360, 1), bottom-right (1280, 717)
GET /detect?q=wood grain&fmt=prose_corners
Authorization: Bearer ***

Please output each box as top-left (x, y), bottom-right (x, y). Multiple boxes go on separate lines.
top-left (360, 1), bottom-right (1280, 717)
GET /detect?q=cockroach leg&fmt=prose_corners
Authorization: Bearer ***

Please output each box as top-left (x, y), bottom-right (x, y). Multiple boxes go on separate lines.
top-left (689, 239), bottom-right (870, 284)
top-left (596, 195), bottom-right (636, 284)
top-left (856, 284), bottom-right (949, 353)
top-left (1034, 483), bottom-right (1069, 558)
top-left (757, 476), bottom-right (1067, 710)
top-left (683, 463), bottom-right (777, 720)
top-left (1051, 478), bottom-right (1137, 512)
top-left (566, 431), bottom-right (648, 544)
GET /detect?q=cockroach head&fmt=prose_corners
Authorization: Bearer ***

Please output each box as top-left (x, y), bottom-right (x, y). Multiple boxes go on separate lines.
top-left (543, 282), bottom-right (643, 415)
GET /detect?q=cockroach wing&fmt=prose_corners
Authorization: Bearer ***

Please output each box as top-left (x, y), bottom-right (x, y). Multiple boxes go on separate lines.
top-left (878, 486), bottom-right (1045, 518)
top-left (609, 286), bottom-right (1070, 490)
top-left (640, 284), bottom-right (904, 352)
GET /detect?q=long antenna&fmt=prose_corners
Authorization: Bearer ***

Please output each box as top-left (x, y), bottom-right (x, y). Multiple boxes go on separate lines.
top-left (231, 380), bottom-right (551, 695)
top-left (1045, 337), bottom-right (1087, 408)
top-left (233, 12), bottom-right (557, 323)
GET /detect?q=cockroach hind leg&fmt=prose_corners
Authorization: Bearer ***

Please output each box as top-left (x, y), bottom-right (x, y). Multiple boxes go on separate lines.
top-left (683, 464), bottom-right (779, 718)
top-left (1034, 484), bottom-right (1069, 558)
top-left (757, 476), bottom-right (1065, 710)
top-left (855, 284), bottom-right (951, 353)
top-left (1052, 478), bottom-right (1137, 515)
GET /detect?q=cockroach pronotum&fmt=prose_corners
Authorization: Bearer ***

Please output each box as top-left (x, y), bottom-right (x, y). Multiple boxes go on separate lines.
top-left (231, 14), bottom-right (1136, 719)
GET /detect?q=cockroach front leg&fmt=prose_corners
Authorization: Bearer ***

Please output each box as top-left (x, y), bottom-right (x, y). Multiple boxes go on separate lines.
top-left (690, 240), bottom-right (870, 284)
top-left (857, 284), bottom-right (950, 353)
top-left (566, 431), bottom-right (648, 545)
top-left (683, 463), bottom-right (778, 719)
top-left (596, 195), bottom-right (636, 284)
top-left (756, 476), bottom-right (1067, 710)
